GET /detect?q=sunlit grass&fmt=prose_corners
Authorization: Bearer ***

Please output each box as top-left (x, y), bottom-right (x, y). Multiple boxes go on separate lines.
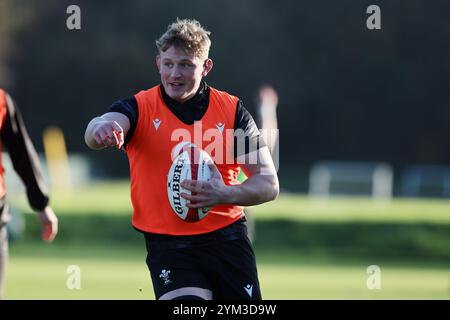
top-left (4, 181), bottom-right (450, 300)
top-left (5, 245), bottom-right (450, 299)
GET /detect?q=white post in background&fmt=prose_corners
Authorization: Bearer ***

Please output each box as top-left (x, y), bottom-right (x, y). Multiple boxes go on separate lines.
top-left (309, 164), bottom-right (331, 198)
top-left (372, 164), bottom-right (393, 200)
top-left (309, 161), bottom-right (393, 200)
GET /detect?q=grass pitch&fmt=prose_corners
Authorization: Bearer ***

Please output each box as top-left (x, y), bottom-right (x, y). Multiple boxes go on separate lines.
top-left (4, 181), bottom-right (450, 299)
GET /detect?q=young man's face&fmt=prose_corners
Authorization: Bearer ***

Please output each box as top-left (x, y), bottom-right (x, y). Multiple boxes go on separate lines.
top-left (157, 46), bottom-right (213, 103)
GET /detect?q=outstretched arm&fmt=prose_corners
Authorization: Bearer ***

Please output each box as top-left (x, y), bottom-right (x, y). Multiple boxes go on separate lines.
top-left (84, 112), bottom-right (130, 150)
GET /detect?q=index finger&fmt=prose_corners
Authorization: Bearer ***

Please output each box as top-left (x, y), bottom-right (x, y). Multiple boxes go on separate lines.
top-left (181, 179), bottom-right (205, 192)
top-left (113, 131), bottom-right (124, 149)
top-left (111, 121), bottom-right (123, 133)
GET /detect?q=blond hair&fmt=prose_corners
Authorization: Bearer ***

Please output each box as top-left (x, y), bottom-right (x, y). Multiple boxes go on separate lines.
top-left (156, 18), bottom-right (211, 59)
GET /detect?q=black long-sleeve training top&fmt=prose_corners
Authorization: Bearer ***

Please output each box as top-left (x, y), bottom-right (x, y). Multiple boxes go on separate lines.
top-left (0, 91), bottom-right (49, 219)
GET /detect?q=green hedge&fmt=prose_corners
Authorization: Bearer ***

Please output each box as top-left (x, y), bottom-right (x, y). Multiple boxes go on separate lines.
top-left (16, 214), bottom-right (450, 264)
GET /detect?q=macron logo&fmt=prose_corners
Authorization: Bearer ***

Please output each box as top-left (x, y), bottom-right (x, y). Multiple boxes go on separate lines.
top-left (153, 118), bottom-right (162, 130)
top-left (216, 122), bottom-right (225, 134)
top-left (244, 284), bottom-right (253, 297)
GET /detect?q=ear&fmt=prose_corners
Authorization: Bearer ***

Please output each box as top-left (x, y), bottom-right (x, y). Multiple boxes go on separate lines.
top-left (202, 58), bottom-right (213, 77)
top-left (156, 55), bottom-right (161, 73)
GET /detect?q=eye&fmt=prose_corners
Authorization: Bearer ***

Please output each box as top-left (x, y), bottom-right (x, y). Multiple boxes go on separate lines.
top-left (164, 62), bottom-right (173, 68)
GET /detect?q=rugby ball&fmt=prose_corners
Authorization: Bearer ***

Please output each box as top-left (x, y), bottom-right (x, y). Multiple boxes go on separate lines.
top-left (167, 143), bottom-right (212, 222)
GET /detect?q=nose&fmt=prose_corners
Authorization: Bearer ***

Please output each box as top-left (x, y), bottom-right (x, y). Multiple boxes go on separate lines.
top-left (170, 65), bottom-right (182, 78)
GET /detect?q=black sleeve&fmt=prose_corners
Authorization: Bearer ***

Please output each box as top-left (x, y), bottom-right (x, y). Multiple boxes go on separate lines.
top-left (0, 94), bottom-right (49, 211)
top-left (108, 97), bottom-right (138, 148)
top-left (233, 100), bottom-right (267, 159)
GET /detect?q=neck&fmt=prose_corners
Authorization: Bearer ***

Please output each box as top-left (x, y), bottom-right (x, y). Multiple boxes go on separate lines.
top-left (163, 82), bottom-right (205, 104)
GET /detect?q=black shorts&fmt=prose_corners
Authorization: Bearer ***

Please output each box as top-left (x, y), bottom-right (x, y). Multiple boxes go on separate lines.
top-left (143, 218), bottom-right (262, 300)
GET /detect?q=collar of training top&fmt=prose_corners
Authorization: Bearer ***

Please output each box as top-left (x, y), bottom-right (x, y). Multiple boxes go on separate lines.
top-left (160, 81), bottom-right (210, 111)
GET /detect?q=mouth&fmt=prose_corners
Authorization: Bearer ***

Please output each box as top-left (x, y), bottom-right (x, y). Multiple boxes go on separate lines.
top-left (169, 82), bottom-right (185, 89)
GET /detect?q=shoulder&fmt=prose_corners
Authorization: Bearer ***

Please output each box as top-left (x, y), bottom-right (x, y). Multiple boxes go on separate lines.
top-left (234, 100), bottom-right (257, 130)
top-left (109, 97), bottom-right (138, 121)
top-left (0, 89), bottom-right (6, 107)
top-left (134, 85), bottom-right (162, 105)
top-left (0, 89), bottom-right (7, 123)
top-left (209, 86), bottom-right (239, 105)
top-left (0, 89), bottom-right (9, 106)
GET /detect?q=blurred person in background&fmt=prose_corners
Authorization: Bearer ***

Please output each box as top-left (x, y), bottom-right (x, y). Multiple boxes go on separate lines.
top-left (240, 85), bottom-right (279, 242)
top-left (257, 85), bottom-right (279, 154)
top-left (0, 89), bottom-right (58, 299)
top-left (85, 18), bottom-right (279, 300)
